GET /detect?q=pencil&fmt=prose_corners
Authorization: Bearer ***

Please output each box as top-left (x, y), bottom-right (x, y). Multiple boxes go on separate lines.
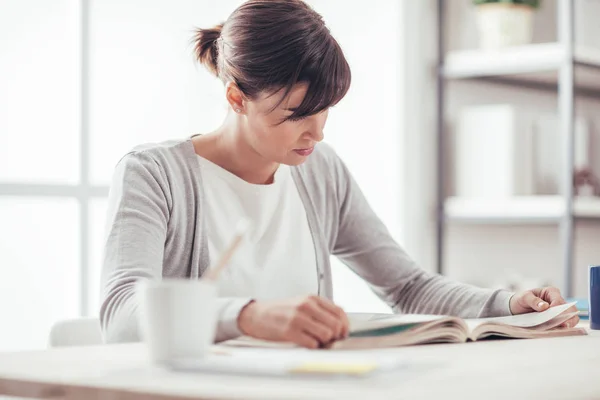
top-left (204, 218), bottom-right (251, 281)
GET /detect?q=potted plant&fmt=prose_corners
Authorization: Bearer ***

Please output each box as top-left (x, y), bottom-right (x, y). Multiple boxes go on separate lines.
top-left (473, 0), bottom-right (541, 50)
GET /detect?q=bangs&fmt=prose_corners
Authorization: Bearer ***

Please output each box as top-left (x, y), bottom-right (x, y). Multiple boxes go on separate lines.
top-left (274, 36), bottom-right (351, 123)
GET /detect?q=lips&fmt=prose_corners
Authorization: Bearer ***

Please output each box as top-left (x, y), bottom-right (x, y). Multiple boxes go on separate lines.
top-left (293, 147), bottom-right (314, 156)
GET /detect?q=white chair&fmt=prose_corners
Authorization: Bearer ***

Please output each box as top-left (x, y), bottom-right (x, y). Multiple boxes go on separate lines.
top-left (48, 317), bottom-right (103, 347)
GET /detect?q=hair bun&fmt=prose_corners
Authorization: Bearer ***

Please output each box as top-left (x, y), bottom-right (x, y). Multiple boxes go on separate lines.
top-left (193, 24), bottom-right (224, 77)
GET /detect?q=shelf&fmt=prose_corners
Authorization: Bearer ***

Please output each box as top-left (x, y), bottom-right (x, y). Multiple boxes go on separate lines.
top-left (443, 43), bottom-right (600, 97)
top-left (444, 196), bottom-right (600, 224)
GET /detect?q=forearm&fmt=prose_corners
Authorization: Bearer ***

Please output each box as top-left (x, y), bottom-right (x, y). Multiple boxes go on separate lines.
top-left (100, 279), bottom-right (141, 343)
top-left (330, 150), bottom-right (513, 319)
top-left (390, 268), bottom-right (514, 318)
top-left (214, 297), bottom-right (254, 342)
top-left (101, 290), bottom-right (252, 343)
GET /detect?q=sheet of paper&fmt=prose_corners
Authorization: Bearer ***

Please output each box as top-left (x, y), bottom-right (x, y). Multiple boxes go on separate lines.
top-left (466, 302), bottom-right (576, 330)
top-left (168, 347), bottom-right (406, 378)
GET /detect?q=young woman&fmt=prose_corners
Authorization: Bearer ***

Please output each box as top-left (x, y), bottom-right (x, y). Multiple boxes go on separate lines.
top-left (100, 0), bottom-right (577, 348)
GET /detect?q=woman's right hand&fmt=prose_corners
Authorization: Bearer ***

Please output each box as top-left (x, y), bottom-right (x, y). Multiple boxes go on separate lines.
top-left (236, 296), bottom-right (350, 349)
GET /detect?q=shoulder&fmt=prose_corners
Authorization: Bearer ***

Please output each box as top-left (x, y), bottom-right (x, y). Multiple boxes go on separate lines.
top-left (120, 138), bottom-right (195, 166)
top-left (115, 138), bottom-right (197, 175)
top-left (294, 142), bottom-right (354, 211)
top-left (300, 142), bottom-right (351, 186)
top-left (301, 142), bottom-right (347, 175)
top-left (111, 138), bottom-right (198, 193)
top-left (308, 142), bottom-right (342, 165)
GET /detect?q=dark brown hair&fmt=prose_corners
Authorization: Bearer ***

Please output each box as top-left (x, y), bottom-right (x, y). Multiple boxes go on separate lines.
top-left (193, 0), bottom-right (351, 122)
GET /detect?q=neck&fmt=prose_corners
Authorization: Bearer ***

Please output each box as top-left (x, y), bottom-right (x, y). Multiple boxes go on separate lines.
top-left (208, 112), bottom-right (279, 185)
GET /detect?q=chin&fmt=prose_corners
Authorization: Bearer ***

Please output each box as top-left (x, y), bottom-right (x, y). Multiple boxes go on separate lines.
top-left (280, 158), bottom-right (308, 167)
top-left (282, 153), bottom-right (313, 166)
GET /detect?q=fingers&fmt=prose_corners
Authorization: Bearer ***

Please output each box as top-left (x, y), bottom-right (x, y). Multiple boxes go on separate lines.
top-left (560, 315), bottom-right (580, 329)
top-left (568, 315), bottom-right (580, 328)
top-left (290, 330), bottom-right (320, 349)
top-left (536, 287), bottom-right (565, 307)
top-left (312, 296), bottom-right (350, 338)
top-left (521, 291), bottom-right (549, 312)
top-left (292, 296), bottom-right (349, 347)
top-left (302, 299), bottom-right (346, 340)
top-left (293, 313), bottom-right (336, 345)
top-left (560, 306), bottom-right (580, 328)
top-left (532, 287), bottom-right (578, 328)
top-left (316, 297), bottom-right (350, 337)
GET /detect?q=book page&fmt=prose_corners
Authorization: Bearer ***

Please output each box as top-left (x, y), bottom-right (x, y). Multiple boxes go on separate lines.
top-left (348, 313), bottom-right (447, 333)
top-left (465, 302), bottom-right (576, 331)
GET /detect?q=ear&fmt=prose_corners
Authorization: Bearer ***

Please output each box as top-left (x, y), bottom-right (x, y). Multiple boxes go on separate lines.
top-left (225, 81), bottom-right (246, 114)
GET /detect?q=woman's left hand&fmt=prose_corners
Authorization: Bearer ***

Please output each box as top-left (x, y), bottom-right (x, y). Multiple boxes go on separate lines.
top-left (509, 286), bottom-right (579, 328)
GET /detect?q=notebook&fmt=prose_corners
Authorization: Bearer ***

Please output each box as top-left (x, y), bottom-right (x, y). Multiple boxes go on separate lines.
top-left (225, 302), bottom-right (586, 350)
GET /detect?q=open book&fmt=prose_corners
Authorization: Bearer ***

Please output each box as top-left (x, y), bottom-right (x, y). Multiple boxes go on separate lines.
top-left (334, 302), bottom-right (585, 349)
top-left (224, 302), bottom-right (586, 350)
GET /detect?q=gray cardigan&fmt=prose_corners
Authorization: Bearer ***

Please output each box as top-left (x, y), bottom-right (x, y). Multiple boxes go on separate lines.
top-left (100, 138), bottom-right (512, 343)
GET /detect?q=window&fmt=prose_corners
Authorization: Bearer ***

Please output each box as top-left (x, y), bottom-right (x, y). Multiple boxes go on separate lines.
top-left (1, 0), bottom-right (404, 350)
top-left (0, 0), bottom-right (82, 351)
top-left (0, 0), bottom-right (80, 184)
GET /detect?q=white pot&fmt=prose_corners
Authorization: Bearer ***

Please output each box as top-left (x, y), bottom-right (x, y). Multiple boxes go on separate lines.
top-left (476, 3), bottom-right (535, 50)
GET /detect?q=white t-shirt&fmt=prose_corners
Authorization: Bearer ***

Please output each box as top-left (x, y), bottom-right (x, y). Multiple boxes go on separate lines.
top-left (197, 156), bottom-right (318, 300)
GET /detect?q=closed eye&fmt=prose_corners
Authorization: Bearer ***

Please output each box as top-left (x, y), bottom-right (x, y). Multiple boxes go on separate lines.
top-left (287, 116), bottom-right (306, 122)
top-left (284, 107), bottom-right (305, 122)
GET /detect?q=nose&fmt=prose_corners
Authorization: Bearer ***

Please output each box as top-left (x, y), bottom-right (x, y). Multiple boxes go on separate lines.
top-left (310, 126), bottom-right (324, 142)
top-left (307, 112), bottom-right (327, 142)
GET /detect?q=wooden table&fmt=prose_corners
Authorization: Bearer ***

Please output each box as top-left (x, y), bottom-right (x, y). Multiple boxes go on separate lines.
top-left (0, 327), bottom-right (599, 400)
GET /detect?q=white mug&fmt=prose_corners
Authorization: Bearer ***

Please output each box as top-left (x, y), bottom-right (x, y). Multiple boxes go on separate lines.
top-left (137, 278), bottom-right (218, 365)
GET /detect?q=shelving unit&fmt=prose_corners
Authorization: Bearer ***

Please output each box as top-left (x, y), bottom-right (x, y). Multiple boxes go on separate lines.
top-left (445, 196), bottom-right (600, 224)
top-left (435, 0), bottom-right (600, 297)
top-left (444, 43), bottom-right (600, 97)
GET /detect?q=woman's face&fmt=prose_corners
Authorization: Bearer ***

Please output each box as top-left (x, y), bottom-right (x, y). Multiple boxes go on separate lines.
top-left (241, 83), bottom-right (328, 166)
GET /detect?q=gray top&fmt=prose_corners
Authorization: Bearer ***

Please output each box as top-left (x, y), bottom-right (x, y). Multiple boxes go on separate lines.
top-left (100, 138), bottom-right (513, 343)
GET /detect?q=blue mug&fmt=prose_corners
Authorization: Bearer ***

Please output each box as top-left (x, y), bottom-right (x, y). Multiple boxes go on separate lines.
top-left (590, 265), bottom-right (600, 330)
